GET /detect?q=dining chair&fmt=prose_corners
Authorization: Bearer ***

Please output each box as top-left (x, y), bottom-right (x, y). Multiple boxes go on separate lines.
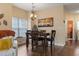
top-left (31, 31), bottom-right (45, 51)
top-left (46, 30), bottom-right (56, 55)
top-left (26, 30), bottom-right (32, 48)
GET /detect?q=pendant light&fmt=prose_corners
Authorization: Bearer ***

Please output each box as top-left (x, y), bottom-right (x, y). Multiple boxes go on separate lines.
top-left (30, 3), bottom-right (37, 20)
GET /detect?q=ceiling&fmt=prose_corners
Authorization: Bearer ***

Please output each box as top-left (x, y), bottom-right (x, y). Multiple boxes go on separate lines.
top-left (13, 3), bottom-right (79, 13)
top-left (13, 3), bottom-right (61, 11)
top-left (64, 3), bottom-right (79, 13)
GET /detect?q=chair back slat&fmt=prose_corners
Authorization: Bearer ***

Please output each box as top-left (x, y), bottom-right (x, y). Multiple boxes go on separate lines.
top-left (31, 31), bottom-right (39, 40)
top-left (51, 30), bottom-right (56, 40)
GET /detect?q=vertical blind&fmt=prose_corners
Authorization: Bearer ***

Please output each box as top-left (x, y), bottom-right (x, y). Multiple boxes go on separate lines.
top-left (12, 16), bottom-right (27, 38)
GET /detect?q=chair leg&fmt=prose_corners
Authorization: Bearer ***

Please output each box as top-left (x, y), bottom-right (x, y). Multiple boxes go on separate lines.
top-left (42, 40), bottom-right (44, 52)
top-left (51, 41), bottom-right (52, 55)
top-left (53, 41), bottom-right (55, 55)
top-left (43, 39), bottom-right (46, 55)
top-left (36, 40), bottom-right (38, 51)
top-left (26, 34), bottom-right (29, 49)
top-left (32, 39), bottom-right (34, 51)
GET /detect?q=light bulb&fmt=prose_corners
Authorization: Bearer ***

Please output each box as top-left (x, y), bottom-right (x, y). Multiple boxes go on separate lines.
top-left (34, 15), bottom-right (37, 18)
top-left (30, 13), bottom-right (33, 18)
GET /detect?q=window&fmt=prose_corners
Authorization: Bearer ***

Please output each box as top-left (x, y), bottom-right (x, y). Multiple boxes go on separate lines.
top-left (77, 21), bottom-right (79, 30)
top-left (12, 16), bottom-right (27, 38)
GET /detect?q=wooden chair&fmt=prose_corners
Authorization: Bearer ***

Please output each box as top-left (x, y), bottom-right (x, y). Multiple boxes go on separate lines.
top-left (46, 30), bottom-right (56, 55)
top-left (31, 31), bottom-right (45, 51)
top-left (26, 30), bottom-right (32, 48)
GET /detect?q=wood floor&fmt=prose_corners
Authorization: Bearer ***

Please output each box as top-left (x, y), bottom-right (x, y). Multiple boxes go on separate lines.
top-left (18, 40), bottom-right (79, 56)
top-left (59, 40), bottom-right (79, 56)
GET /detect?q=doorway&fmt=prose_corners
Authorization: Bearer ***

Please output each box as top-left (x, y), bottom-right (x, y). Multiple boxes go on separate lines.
top-left (66, 20), bottom-right (74, 45)
top-left (67, 20), bottom-right (73, 39)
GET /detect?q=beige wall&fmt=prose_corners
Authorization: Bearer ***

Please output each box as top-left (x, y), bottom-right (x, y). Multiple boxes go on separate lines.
top-left (0, 4), bottom-right (12, 30)
top-left (0, 4), bottom-right (28, 30)
top-left (12, 6), bottom-right (28, 19)
top-left (33, 5), bottom-right (66, 46)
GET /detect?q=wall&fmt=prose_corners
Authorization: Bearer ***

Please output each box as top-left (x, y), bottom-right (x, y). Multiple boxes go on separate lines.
top-left (26, 12), bottom-right (32, 30)
top-left (0, 4), bottom-right (29, 30)
top-left (33, 5), bottom-right (66, 46)
top-left (12, 6), bottom-right (28, 19)
top-left (0, 4), bottom-right (12, 30)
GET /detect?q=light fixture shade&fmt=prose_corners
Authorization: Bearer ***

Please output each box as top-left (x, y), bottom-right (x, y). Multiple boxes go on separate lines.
top-left (30, 3), bottom-right (37, 20)
top-left (30, 11), bottom-right (37, 20)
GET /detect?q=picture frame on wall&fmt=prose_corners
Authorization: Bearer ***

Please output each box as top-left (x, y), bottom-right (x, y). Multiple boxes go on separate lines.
top-left (3, 20), bottom-right (7, 26)
top-left (38, 17), bottom-right (53, 27)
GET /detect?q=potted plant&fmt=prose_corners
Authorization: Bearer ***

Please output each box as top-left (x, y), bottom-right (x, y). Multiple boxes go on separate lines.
top-left (32, 24), bottom-right (38, 31)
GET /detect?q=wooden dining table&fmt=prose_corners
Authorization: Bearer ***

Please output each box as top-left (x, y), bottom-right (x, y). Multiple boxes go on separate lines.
top-left (26, 31), bottom-right (50, 49)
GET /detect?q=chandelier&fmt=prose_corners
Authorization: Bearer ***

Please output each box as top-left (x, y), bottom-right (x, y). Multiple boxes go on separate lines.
top-left (30, 3), bottom-right (37, 20)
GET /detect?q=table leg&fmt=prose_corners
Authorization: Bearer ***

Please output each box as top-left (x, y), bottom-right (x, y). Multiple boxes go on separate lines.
top-left (26, 33), bottom-right (29, 49)
top-left (43, 39), bottom-right (46, 55)
top-left (43, 36), bottom-right (47, 56)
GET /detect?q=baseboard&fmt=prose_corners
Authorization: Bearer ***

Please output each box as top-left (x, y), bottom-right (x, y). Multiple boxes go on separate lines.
top-left (55, 43), bottom-right (65, 46)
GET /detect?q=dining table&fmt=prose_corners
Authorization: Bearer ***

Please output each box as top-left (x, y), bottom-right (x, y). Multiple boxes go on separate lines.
top-left (25, 30), bottom-right (50, 55)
